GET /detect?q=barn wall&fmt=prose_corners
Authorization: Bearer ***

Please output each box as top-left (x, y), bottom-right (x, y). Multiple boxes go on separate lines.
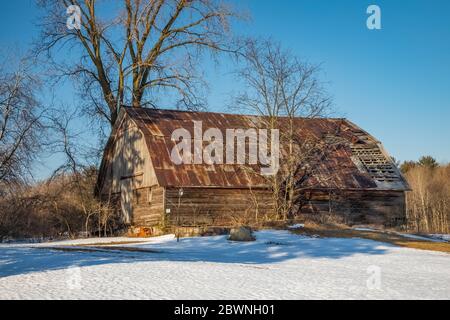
top-left (101, 117), bottom-right (158, 195)
top-left (164, 187), bottom-right (275, 227)
top-left (122, 186), bottom-right (405, 228)
top-left (131, 186), bottom-right (165, 227)
top-left (162, 188), bottom-right (405, 228)
top-left (298, 190), bottom-right (406, 226)
top-left (101, 186), bottom-right (165, 228)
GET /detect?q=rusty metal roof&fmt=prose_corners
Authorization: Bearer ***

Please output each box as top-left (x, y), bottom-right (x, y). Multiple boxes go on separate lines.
top-left (99, 107), bottom-right (409, 192)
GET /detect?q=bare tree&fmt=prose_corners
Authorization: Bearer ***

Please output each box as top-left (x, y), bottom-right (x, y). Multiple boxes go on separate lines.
top-left (36, 0), bottom-right (240, 127)
top-left (0, 55), bottom-right (45, 190)
top-left (47, 108), bottom-right (110, 236)
top-left (233, 39), bottom-right (333, 220)
top-left (405, 163), bottom-right (449, 234)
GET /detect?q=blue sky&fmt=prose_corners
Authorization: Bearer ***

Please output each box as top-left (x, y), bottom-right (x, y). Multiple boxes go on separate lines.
top-left (1, 0), bottom-right (449, 179)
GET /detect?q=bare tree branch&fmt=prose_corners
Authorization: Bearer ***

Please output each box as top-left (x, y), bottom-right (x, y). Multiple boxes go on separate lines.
top-left (35, 0), bottom-right (241, 126)
top-left (0, 55), bottom-right (45, 188)
top-left (233, 39), bottom-right (334, 219)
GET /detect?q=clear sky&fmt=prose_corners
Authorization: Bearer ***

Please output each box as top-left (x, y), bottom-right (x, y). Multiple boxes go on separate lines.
top-left (1, 0), bottom-right (449, 179)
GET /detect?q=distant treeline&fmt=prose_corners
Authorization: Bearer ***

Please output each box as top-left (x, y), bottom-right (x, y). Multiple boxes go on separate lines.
top-left (401, 156), bottom-right (449, 234)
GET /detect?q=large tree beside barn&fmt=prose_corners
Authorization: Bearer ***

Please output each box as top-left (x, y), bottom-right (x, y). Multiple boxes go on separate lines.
top-left (36, 0), bottom-right (239, 126)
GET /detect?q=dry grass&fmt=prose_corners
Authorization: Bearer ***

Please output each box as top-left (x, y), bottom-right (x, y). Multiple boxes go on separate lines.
top-left (290, 222), bottom-right (450, 254)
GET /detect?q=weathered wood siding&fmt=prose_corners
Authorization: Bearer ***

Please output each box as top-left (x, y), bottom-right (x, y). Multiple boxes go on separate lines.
top-left (298, 190), bottom-right (406, 226)
top-left (111, 185), bottom-right (405, 228)
top-left (98, 115), bottom-right (164, 226)
top-left (163, 188), bottom-right (405, 227)
top-left (131, 186), bottom-right (165, 227)
top-left (164, 187), bottom-right (275, 226)
top-left (100, 117), bottom-right (158, 195)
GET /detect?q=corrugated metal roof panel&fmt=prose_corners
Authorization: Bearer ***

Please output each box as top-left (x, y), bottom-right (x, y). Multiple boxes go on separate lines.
top-left (120, 107), bottom-right (409, 191)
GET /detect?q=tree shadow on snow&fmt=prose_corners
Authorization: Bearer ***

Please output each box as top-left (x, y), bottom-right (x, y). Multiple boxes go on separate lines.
top-left (0, 231), bottom-right (390, 278)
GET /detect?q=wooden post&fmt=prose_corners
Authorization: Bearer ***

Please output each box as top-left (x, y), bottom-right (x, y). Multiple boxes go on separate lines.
top-left (177, 188), bottom-right (184, 242)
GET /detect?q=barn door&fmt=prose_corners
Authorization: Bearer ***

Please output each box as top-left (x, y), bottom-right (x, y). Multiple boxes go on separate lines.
top-left (120, 178), bottom-right (133, 224)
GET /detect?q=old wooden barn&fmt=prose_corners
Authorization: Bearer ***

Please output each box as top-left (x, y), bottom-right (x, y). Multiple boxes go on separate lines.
top-left (95, 107), bottom-right (410, 233)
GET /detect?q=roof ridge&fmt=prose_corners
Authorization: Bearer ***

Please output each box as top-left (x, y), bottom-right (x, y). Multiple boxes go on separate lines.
top-left (122, 105), bottom-right (348, 121)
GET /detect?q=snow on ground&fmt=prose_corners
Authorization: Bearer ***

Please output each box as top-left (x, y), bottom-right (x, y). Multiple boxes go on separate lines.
top-left (353, 227), bottom-right (377, 232)
top-left (287, 224), bottom-right (305, 229)
top-left (430, 234), bottom-right (450, 242)
top-left (0, 230), bottom-right (449, 300)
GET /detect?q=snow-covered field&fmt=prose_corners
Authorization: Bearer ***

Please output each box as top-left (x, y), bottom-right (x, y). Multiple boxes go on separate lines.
top-left (0, 230), bottom-right (449, 300)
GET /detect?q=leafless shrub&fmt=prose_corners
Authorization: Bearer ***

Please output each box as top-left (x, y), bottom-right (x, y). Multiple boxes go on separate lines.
top-left (0, 169), bottom-right (122, 241)
top-left (46, 107), bottom-right (122, 236)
